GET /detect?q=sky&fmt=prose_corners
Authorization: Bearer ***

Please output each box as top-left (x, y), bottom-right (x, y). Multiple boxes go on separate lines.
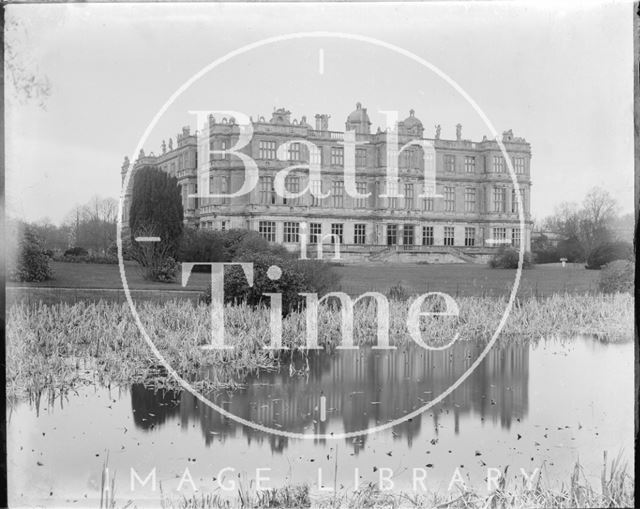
top-left (4, 1), bottom-right (635, 225)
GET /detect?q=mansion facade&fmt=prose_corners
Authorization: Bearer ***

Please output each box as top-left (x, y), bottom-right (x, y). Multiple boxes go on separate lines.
top-left (122, 103), bottom-right (532, 262)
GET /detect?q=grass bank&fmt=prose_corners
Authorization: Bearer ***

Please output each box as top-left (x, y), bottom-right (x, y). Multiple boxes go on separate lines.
top-left (6, 293), bottom-right (633, 403)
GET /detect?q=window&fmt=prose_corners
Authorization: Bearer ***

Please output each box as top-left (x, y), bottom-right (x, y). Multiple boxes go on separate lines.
top-left (220, 220), bottom-right (229, 232)
top-left (511, 188), bottom-right (525, 214)
top-left (409, 148), bottom-right (422, 168)
top-left (331, 223), bottom-right (343, 244)
top-left (403, 225), bottom-right (415, 245)
top-left (422, 226), bottom-right (434, 246)
top-left (493, 187), bottom-right (506, 213)
top-left (493, 156), bottom-right (505, 173)
top-left (354, 224), bottom-right (366, 244)
top-left (309, 223), bottom-right (322, 244)
top-left (220, 176), bottom-right (230, 204)
top-left (387, 224), bottom-right (398, 245)
top-left (511, 228), bottom-right (521, 248)
top-left (259, 221), bottom-right (276, 242)
top-left (331, 180), bottom-right (344, 208)
top-left (492, 227), bottom-right (507, 244)
top-left (444, 226), bottom-right (455, 246)
top-left (178, 154), bottom-right (183, 170)
top-left (355, 181), bottom-right (368, 208)
top-left (356, 149), bottom-right (367, 168)
top-left (400, 150), bottom-right (412, 169)
top-left (259, 140), bottom-right (277, 160)
top-left (259, 176), bottom-right (275, 204)
top-left (212, 140), bottom-right (228, 160)
top-left (330, 147), bottom-right (344, 166)
top-left (444, 154), bottom-right (456, 172)
top-left (464, 187), bottom-right (476, 212)
top-left (284, 175), bottom-right (300, 206)
top-left (310, 147), bottom-right (322, 166)
top-left (288, 142), bottom-right (301, 161)
top-left (464, 227), bottom-right (476, 247)
top-left (514, 157), bottom-right (525, 174)
top-left (444, 186), bottom-right (456, 212)
top-left (284, 222), bottom-right (299, 243)
top-left (422, 197), bottom-right (434, 212)
top-left (310, 179), bottom-right (323, 207)
top-left (404, 183), bottom-right (414, 210)
top-left (464, 156), bottom-right (475, 173)
top-left (387, 180), bottom-right (399, 209)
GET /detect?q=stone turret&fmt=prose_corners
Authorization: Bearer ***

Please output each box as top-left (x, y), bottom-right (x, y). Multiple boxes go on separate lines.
top-left (270, 108), bottom-right (291, 124)
top-left (345, 102), bottom-right (371, 134)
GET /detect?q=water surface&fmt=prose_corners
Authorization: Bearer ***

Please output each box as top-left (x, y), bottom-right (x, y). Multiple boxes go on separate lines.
top-left (8, 337), bottom-right (634, 507)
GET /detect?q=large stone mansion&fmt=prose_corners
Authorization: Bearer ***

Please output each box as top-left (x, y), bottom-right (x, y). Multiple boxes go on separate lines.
top-left (122, 103), bottom-right (532, 262)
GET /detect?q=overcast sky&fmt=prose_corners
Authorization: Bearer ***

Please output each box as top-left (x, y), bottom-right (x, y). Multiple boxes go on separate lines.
top-left (5, 1), bottom-right (634, 224)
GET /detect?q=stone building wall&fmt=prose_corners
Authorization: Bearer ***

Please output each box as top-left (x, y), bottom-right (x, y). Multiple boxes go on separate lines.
top-left (122, 104), bottom-right (533, 261)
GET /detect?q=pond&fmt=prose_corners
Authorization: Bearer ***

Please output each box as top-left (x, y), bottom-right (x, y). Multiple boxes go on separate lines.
top-left (7, 336), bottom-right (634, 507)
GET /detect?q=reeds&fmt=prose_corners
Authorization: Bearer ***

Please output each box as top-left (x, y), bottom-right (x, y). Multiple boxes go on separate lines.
top-left (152, 454), bottom-right (632, 508)
top-left (6, 292), bottom-right (633, 402)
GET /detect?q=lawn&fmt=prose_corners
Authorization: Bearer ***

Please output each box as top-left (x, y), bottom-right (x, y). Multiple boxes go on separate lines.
top-left (8, 261), bottom-right (213, 291)
top-left (335, 262), bottom-right (601, 297)
top-left (7, 260), bottom-right (601, 299)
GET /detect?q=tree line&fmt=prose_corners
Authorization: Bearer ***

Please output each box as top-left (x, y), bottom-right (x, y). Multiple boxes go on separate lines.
top-left (534, 187), bottom-right (634, 267)
top-left (11, 196), bottom-right (119, 256)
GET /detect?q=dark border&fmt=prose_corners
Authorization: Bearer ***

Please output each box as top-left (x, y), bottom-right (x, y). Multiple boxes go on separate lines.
top-left (634, 3), bottom-right (639, 508)
top-left (1, 2), bottom-right (8, 507)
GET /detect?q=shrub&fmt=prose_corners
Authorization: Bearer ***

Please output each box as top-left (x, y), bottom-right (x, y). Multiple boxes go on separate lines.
top-left (533, 249), bottom-right (560, 264)
top-left (599, 260), bottom-right (634, 293)
top-left (200, 252), bottom-right (341, 315)
top-left (154, 256), bottom-right (179, 283)
top-left (8, 228), bottom-right (54, 282)
top-left (177, 228), bottom-right (225, 270)
top-left (217, 229), bottom-right (291, 261)
top-left (295, 259), bottom-right (341, 297)
top-left (488, 248), bottom-right (533, 269)
top-left (107, 240), bottom-right (133, 261)
top-left (586, 241), bottom-right (633, 270)
top-left (386, 281), bottom-right (411, 301)
top-left (531, 234), bottom-right (560, 263)
top-left (64, 246), bottom-right (89, 257)
top-left (557, 237), bottom-right (584, 263)
top-left (138, 256), bottom-right (179, 283)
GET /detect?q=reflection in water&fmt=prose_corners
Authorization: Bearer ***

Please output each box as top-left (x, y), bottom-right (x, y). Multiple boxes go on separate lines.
top-left (131, 341), bottom-right (528, 452)
top-left (9, 337), bottom-right (634, 506)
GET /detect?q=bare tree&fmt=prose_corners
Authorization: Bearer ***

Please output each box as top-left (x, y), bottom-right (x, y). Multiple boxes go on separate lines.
top-left (543, 187), bottom-right (618, 260)
top-left (578, 187), bottom-right (617, 258)
top-left (63, 196), bottom-right (118, 254)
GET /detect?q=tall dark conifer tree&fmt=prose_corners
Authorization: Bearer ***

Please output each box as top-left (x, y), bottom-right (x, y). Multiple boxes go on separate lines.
top-left (129, 166), bottom-right (184, 256)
